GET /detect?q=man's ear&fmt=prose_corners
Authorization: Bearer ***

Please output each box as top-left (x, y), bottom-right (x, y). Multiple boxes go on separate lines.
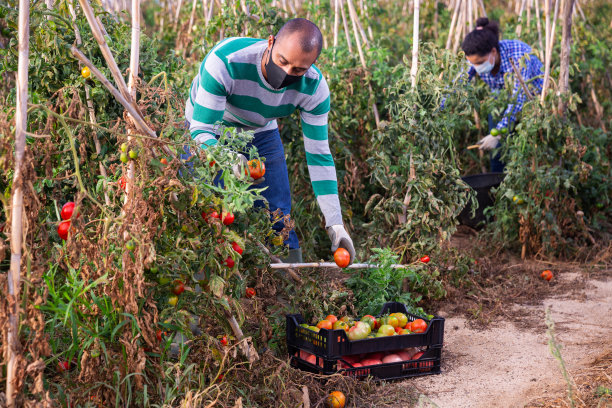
top-left (267, 35), bottom-right (274, 48)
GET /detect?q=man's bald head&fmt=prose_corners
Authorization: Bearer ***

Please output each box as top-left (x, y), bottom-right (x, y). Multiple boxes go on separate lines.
top-left (275, 18), bottom-right (323, 57)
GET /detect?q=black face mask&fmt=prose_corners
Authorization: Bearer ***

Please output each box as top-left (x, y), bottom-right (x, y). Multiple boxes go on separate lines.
top-left (265, 41), bottom-right (302, 89)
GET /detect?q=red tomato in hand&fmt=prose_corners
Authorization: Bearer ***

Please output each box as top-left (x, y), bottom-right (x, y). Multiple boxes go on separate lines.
top-left (172, 280), bottom-right (185, 295)
top-left (60, 202), bottom-right (76, 220)
top-left (247, 159), bottom-right (266, 179)
top-left (420, 255), bottom-right (430, 263)
top-left (334, 248), bottom-right (350, 268)
top-left (222, 212), bottom-right (234, 225)
top-left (231, 242), bottom-right (243, 255)
top-left (224, 256), bottom-right (235, 268)
top-left (245, 287), bottom-right (256, 298)
top-left (57, 220), bottom-right (71, 240)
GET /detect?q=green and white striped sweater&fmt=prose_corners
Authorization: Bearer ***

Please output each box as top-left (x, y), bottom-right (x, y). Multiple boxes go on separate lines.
top-left (185, 37), bottom-right (342, 227)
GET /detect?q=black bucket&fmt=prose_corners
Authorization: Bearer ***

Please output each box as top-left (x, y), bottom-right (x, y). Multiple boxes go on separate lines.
top-left (458, 172), bottom-right (505, 229)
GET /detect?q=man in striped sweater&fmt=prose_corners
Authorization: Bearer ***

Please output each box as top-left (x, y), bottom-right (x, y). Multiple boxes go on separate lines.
top-left (185, 18), bottom-right (355, 264)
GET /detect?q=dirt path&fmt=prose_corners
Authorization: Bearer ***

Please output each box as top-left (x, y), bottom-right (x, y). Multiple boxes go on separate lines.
top-left (408, 271), bottom-right (612, 407)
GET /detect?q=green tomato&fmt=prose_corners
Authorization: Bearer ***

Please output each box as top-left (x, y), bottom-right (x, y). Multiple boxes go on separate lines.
top-left (168, 295), bottom-right (178, 306)
top-left (120, 152), bottom-right (129, 163)
top-left (500, 127), bottom-right (508, 134)
top-left (158, 276), bottom-right (171, 285)
top-left (120, 143), bottom-right (128, 152)
top-left (129, 150), bottom-right (138, 159)
top-left (125, 240), bottom-right (136, 251)
top-left (491, 128), bottom-right (500, 136)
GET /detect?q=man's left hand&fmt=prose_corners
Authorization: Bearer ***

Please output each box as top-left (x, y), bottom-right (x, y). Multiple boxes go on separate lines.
top-left (327, 225), bottom-right (356, 264)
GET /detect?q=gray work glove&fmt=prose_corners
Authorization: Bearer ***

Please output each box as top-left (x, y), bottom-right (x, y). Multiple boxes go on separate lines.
top-left (478, 134), bottom-right (501, 151)
top-left (327, 224), bottom-right (356, 264)
top-left (231, 153), bottom-right (265, 185)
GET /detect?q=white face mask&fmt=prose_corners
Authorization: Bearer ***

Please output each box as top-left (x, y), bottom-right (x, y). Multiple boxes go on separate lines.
top-left (473, 52), bottom-right (495, 75)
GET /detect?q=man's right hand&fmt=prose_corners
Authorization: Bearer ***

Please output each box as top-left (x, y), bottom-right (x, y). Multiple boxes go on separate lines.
top-left (231, 153), bottom-right (265, 185)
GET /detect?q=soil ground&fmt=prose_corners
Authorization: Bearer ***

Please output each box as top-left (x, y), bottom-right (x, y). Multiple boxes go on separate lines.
top-left (399, 231), bottom-right (612, 408)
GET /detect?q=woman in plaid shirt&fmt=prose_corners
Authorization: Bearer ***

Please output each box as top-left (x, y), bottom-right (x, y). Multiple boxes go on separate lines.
top-left (462, 17), bottom-right (543, 172)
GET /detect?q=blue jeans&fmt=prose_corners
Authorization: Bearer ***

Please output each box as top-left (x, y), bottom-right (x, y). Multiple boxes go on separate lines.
top-left (181, 128), bottom-right (299, 249)
top-left (488, 115), bottom-right (506, 173)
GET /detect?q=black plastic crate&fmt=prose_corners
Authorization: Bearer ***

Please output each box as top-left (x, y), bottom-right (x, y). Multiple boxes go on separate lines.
top-left (286, 302), bottom-right (444, 359)
top-left (289, 346), bottom-right (442, 380)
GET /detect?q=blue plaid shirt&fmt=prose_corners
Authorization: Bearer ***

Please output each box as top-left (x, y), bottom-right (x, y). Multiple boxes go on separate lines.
top-left (468, 39), bottom-right (543, 130)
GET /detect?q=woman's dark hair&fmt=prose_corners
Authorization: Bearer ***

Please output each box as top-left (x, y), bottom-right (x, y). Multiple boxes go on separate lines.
top-left (461, 17), bottom-right (500, 56)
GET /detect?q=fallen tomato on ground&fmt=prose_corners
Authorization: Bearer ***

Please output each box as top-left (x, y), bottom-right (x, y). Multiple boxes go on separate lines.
top-left (245, 287), bottom-right (256, 298)
top-left (172, 280), bottom-right (185, 295)
top-left (541, 270), bottom-right (553, 281)
top-left (420, 255), bottom-right (430, 263)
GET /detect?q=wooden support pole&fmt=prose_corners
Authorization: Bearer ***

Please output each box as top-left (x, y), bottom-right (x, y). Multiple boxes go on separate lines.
top-left (333, 0), bottom-right (339, 47)
top-left (269, 262), bottom-right (411, 269)
top-left (540, 0), bottom-right (551, 102)
top-left (509, 57), bottom-right (534, 99)
top-left (410, 0), bottom-right (420, 89)
top-left (446, 0), bottom-right (461, 50)
top-left (67, 0), bottom-right (111, 206)
top-left (70, 46), bottom-right (157, 139)
top-left (77, 0), bottom-right (133, 105)
top-left (535, 0), bottom-right (544, 60)
top-left (125, 0), bottom-right (141, 200)
top-left (339, 0), bottom-right (352, 53)
top-left (6, 0), bottom-right (30, 404)
top-left (557, 0), bottom-right (575, 115)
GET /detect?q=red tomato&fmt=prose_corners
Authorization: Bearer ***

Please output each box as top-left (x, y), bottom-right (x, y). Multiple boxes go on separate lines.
top-left (382, 354), bottom-right (403, 364)
top-left (58, 361), bottom-right (70, 372)
top-left (325, 315), bottom-right (338, 324)
top-left (411, 351), bottom-right (433, 372)
top-left (171, 280), bottom-right (185, 295)
top-left (247, 159), bottom-right (266, 179)
top-left (411, 319), bottom-right (428, 333)
top-left (231, 242), bottom-right (243, 255)
top-left (202, 210), bottom-right (220, 223)
top-left (57, 220), bottom-right (71, 240)
top-left (220, 335), bottom-right (228, 346)
top-left (160, 158), bottom-right (168, 165)
top-left (317, 320), bottom-right (333, 330)
top-left (334, 248), bottom-right (350, 268)
top-left (209, 160), bottom-right (216, 167)
top-left (245, 287), bottom-right (256, 298)
top-left (224, 256), bottom-right (235, 268)
top-left (222, 212), bottom-right (235, 225)
top-left (541, 270), bottom-right (553, 281)
top-left (60, 202), bottom-right (76, 220)
top-left (156, 329), bottom-right (168, 342)
top-left (119, 176), bottom-right (127, 192)
top-left (420, 255), bottom-right (430, 263)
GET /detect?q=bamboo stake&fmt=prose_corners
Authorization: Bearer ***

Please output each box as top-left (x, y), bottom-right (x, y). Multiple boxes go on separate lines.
top-left (516, 0), bottom-right (527, 37)
top-left (347, 0), bottom-right (366, 66)
top-left (527, 0), bottom-right (532, 27)
top-left (535, 0), bottom-right (544, 60)
top-left (6, 0), bottom-right (30, 404)
top-left (477, 0), bottom-right (487, 17)
top-left (339, 0), bottom-right (353, 53)
top-left (410, 0), bottom-right (420, 89)
top-left (540, 0), bottom-right (551, 102)
top-left (467, 0), bottom-right (473, 30)
top-left (70, 46), bottom-right (156, 138)
top-left (249, 234), bottom-right (302, 283)
top-left (333, 0), bottom-right (339, 47)
top-left (434, 0), bottom-right (439, 40)
top-left (446, 0), bottom-right (461, 50)
top-left (346, 0), bottom-right (379, 127)
top-left (187, 0), bottom-right (198, 34)
top-left (126, 0), bottom-right (141, 200)
top-left (452, 0), bottom-right (465, 52)
top-left (557, 0), bottom-right (575, 115)
top-left (205, 0), bottom-right (214, 22)
top-left (509, 57), bottom-right (534, 99)
top-left (67, 0), bottom-right (111, 206)
top-left (269, 262), bottom-right (410, 269)
top-left (550, 0), bottom-right (561, 48)
top-left (222, 299), bottom-right (259, 363)
top-left (348, 0), bottom-right (368, 47)
top-left (174, 0), bottom-right (183, 28)
top-left (77, 0), bottom-right (132, 105)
